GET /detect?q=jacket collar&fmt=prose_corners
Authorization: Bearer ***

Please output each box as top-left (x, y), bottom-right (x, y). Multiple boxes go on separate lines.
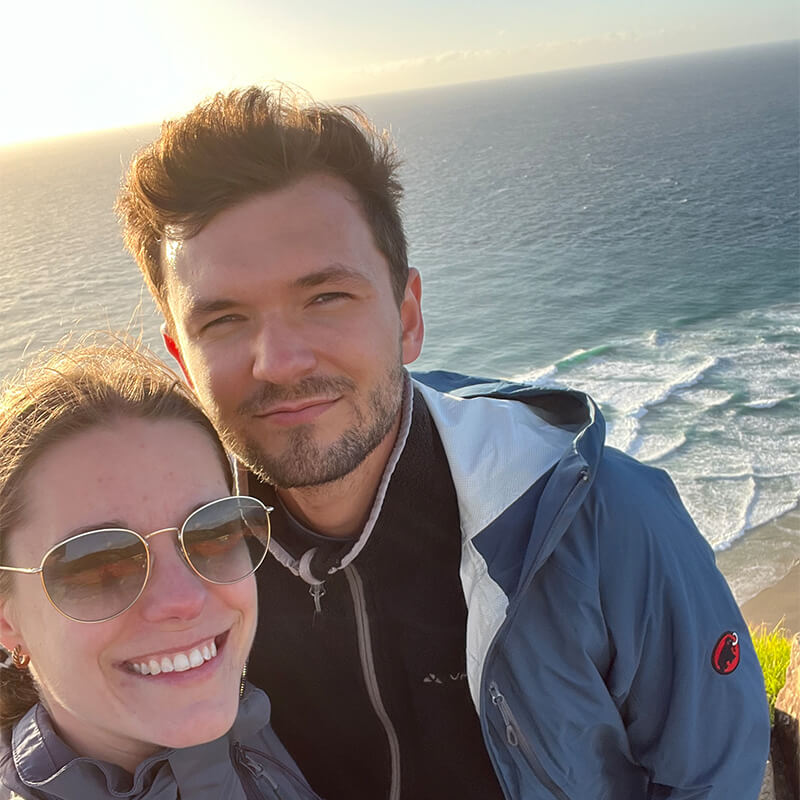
top-left (9, 685), bottom-right (269, 799)
top-left (412, 377), bottom-right (600, 542)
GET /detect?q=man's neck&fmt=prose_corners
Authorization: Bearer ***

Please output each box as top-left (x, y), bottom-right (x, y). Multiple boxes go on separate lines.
top-left (275, 415), bottom-right (402, 538)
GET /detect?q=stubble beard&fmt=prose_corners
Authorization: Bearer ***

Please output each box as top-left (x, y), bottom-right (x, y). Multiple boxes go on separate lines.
top-left (214, 364), bottom-right (406, 489)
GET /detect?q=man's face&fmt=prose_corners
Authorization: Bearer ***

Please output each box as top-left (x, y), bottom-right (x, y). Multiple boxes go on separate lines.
top-left (163, 174), bottom-right (423, 489)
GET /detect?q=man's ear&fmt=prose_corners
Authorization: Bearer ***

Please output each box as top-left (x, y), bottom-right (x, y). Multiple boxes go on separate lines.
top-left (161, 323), bottom-right (194, 389)
top-left (400, 268), bottom-right (424, 365)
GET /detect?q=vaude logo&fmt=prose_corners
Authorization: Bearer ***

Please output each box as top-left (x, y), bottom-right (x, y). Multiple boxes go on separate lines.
top-left (423, 672), bottom-right (467, 684)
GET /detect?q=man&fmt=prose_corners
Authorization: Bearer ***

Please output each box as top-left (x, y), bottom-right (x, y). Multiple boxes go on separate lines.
top-left (117, 86), bottom-right (770, 799)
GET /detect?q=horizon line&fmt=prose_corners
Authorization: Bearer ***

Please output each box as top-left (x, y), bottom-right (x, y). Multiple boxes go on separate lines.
top-left (2, 37), bottom-right (796, 150)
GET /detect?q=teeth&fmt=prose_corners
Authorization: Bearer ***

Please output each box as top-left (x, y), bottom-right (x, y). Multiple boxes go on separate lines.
top-left (173, 653), bottom-right (190, 672)
top-left (130, 637), bottom-right (219, 677)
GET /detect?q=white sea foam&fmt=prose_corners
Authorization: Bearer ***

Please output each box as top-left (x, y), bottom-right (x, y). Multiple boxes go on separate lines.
top-left (512, 364), bottom-right (561, 386)
top-left (636, 431), bottom-right (688, 463)
top-left (647, 329), bottom-right (675, 347)
top-left (676, 474), bottom-right (758, 550)
top-left (744, 394), bottom-right (797, 409)
top-left (676, 388), bottom-right (736, 409)
top-left (606, 416), bottom-right (641, 454)
top-left (549, 312), bottom-right (800, 550)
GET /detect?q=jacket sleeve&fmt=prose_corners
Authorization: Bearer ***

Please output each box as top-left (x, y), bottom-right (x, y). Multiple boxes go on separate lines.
top-left (596, 452), bottom-right (771, 800)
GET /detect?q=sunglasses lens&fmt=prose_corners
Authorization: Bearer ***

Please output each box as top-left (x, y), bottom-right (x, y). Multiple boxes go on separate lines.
top-left (182, 496), bottom-right (269, 583)
top-left (42, 530), bottom-right (148, 622)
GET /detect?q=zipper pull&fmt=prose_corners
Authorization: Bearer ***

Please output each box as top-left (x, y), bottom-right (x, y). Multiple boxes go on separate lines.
top-left (233, 743), bottom-right (283, 798)
top-left (233, 742), bottom-right (261, 774)
top-left (309, 583), bottom-right (326, 617)
top-left (489, 682), bottom-right (519, 747)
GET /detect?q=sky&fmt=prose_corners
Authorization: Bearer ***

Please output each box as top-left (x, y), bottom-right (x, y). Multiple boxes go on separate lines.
top-left (1, 0), bottom-right (797, 146)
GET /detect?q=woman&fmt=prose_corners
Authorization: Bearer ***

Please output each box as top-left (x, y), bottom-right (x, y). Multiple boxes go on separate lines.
top-left (0, 341), bottom-right (321, 799)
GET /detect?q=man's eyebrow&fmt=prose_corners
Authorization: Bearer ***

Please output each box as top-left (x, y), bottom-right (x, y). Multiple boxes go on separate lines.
top-left (291, 264), bottom-right (369, 289)
top-left (184, 297), bottom-right (238, 321)
top-left (183, 264), bottom-right (368, 321)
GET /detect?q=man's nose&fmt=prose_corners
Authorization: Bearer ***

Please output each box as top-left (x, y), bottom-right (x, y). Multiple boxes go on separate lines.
top-left (251, 316), bottom-right (318, 385)
top-left (136, 533), bottom-right (207, 623)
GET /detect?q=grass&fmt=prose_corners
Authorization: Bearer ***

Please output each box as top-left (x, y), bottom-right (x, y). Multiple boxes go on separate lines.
top-left (751, 622), bottom-right (793, 723)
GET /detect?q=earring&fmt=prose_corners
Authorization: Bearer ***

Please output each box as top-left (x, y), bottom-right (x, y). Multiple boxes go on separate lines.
top-left (239, 659), bottom-right (248, 698)
top-left (11, 644), bottom-right (29, 670)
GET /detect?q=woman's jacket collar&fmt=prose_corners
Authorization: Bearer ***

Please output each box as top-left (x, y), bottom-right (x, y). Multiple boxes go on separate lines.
top-left (8, 685), bottom-right (269, 799)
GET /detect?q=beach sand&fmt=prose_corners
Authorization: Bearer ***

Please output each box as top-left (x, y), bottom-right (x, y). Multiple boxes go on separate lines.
top-left (741, 562), bottom-right (800, 636)
top-left (715, 508), bottom-right (800, 637)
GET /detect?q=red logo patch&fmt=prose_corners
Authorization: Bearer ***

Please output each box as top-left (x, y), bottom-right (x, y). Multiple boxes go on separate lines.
top-left (711, 631), bottom-right (740, 675)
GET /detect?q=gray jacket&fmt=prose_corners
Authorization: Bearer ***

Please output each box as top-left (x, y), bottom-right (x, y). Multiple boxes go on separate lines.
top-left (0, 684), bottom-right (322, 799)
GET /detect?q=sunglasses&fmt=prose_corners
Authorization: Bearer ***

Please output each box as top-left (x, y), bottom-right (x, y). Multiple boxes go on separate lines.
top-left (0, 496), bottom-right (272, 623)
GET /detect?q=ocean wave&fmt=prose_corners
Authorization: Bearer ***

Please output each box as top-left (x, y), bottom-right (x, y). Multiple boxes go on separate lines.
top-left (743, 393), bottom-right (799, 409)
top-left (636, 432), bottom-right (688, 463)
top-left (516, 305), bottom-right (798, 554)
top-left (607, 416), bottom-right (641, 455)
top-left (511, 364), bottom-right (560, 385)
top-left (647, 329), bottom-right (675, 347)
top-left (553, 344), bottom-right (613, 369)
top-left (678, 473), bottom-right (758, 550)
top-left (695, 469), bottom-right (800, 482)
top-left (629, 355), bottom-right (719, 416)
top-left (676, 388), bottom-right (737, 409)
top-left (714, 498), bottom-right (800, 551)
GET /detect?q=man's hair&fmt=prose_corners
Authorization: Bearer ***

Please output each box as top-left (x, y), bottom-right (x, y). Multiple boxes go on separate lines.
top-left (117, 85), bottom-right (408, 328)
top-left (0, 336), bottom-right (232, 730)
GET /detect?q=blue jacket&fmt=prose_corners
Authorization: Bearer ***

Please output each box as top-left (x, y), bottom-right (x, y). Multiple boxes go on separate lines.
top-left (412, 371), bottom-right (770, 800)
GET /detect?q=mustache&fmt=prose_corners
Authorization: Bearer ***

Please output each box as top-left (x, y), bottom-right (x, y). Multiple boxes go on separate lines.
top-left (238, 375), bottom-right (356, 415)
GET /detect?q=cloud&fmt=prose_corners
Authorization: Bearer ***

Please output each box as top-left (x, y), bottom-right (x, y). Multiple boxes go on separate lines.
top-left (354, 32), bottom-right (650, 77)
top-left (329, 26), bottom-right (718, 97)
top-left (359, 48), bottom-right (500, 76)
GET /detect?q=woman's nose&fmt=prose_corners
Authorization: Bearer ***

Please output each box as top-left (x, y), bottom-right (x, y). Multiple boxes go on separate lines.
top-left (135, 531), bottom-right (207, 623)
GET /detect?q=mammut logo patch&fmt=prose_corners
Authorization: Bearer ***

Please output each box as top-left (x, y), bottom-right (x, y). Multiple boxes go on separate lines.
top-left (711, 631), bottom-right (740, 675)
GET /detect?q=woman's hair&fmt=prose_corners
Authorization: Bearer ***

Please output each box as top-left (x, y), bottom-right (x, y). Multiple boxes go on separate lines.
top-left (0, 337), bottom-right (232, 730)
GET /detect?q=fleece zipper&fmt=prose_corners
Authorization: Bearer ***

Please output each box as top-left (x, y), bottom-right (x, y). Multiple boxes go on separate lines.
top-left (344, 565), bottom-right (402, 800)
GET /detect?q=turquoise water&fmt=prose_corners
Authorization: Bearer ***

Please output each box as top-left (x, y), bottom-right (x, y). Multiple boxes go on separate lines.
top-left (0, 41), bottom-right (797, 599)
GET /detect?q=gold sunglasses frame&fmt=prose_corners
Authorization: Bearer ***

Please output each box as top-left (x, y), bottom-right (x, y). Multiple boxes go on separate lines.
top-left (0, 496), bottom-right (273, 623)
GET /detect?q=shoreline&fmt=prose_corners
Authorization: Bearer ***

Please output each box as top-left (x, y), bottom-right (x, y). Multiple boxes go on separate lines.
top-left (741, 562), bottom-right (799, 637)
top-left (715, 507), bottom-right (800, 638)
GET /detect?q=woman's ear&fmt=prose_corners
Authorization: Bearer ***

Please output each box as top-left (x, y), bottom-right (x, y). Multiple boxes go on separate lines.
top-left (0, 598), bottom-right (24, 655)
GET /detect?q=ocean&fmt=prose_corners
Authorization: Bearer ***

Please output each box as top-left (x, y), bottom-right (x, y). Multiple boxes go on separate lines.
top-left (0, 41), bottom-right (798, 602)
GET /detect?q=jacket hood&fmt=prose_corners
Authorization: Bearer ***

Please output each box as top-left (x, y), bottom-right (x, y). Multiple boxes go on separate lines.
top-left (413, 371), bottom-right (605, 546)
top-left (412, 370), bottom-right (603, 450)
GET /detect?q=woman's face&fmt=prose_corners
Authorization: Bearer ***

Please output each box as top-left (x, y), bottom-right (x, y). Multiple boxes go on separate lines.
top-left (0, 416), bottom-right (257, 771)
